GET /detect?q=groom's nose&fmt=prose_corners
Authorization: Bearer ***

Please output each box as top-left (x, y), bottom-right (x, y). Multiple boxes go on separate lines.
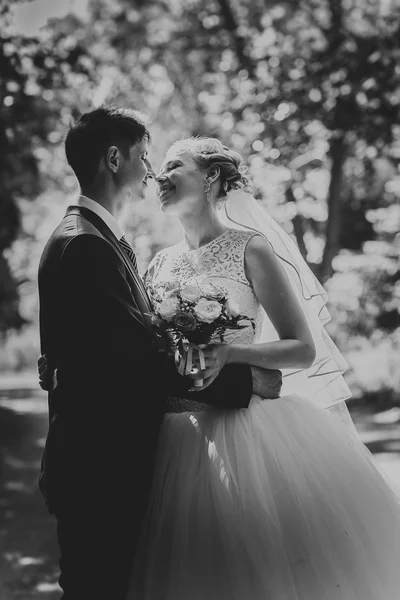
top-left (145, 159), bottom-right (156, 179)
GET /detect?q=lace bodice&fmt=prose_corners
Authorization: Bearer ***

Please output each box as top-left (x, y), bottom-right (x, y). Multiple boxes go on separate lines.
top-left (144, 229), bottom-right (264, 412)
top-left (145, 229), bottom-right (264, 341)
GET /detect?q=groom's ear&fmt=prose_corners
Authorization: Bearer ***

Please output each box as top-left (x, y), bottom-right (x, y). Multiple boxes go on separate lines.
top-left (206, 165), bottom-right (220, 183)
top-left (106, 145), bottom-right (120, 174)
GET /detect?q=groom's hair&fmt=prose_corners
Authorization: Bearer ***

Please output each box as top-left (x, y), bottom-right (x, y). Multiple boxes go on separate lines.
top-left (65, 105), bottom-right (150, 187)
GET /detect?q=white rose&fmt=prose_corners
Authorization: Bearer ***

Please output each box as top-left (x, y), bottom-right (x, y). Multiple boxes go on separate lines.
top-left (164, 288), bottom-right (180, 298)
top-left (199, 283), bottom-right (225, 299)
top-left (225, 298), bottom-right (241, 317)
top-left (163, 280), bottom-right (181, 296)
top-left (194, 299), bottom-right (222, 323)
top-left (158, 297), bottom-right (180, 321)
top-left (180, 284), bottom-right (202, 303)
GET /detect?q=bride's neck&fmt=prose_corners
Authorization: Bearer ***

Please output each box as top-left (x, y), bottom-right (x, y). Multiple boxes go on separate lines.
top-left (180, 216), bottom-right (228, 250)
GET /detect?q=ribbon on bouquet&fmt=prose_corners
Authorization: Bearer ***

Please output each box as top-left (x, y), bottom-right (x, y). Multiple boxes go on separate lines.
top-left (176, 342), bottom-right (206, 387)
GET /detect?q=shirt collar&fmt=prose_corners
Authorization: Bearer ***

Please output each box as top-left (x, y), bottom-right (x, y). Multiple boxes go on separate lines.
top-left (76, 195), bottom-right (125, 240)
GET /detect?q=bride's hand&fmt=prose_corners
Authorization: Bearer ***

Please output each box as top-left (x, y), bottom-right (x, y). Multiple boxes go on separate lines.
top-left (190, 344), bottom-right (231, 391)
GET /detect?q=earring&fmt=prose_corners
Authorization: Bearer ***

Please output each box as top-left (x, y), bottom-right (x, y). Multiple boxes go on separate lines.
top-left (204, 180), bottom-right (211, 202)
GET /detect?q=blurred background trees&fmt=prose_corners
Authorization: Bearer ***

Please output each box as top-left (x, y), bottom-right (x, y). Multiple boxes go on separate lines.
top-left (1, 0), bottom-right (400, 406)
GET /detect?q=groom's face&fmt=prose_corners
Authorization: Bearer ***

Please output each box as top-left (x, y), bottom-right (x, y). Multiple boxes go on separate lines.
top-left (119, 137), bottom-right (154, 202)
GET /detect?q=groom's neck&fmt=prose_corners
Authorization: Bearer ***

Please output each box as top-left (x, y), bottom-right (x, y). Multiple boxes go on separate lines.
top-left (80, 183), bottom-right (120, 219)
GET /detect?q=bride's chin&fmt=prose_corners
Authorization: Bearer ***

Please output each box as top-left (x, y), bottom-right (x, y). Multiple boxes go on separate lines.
top-left (159, 201), bottom-right (177, 215)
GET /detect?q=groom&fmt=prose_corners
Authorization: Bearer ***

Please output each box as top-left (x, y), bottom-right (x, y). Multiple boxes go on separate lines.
top-left (38, 105), bottom-right (282, 599)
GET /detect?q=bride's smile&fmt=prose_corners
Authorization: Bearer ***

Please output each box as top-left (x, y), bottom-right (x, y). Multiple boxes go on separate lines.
top-left (157, 183), bottom-right (175, 200)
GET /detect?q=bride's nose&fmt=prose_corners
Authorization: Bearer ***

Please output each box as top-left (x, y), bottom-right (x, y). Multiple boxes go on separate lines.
top-left (155, 173), bottom-right (167, 184)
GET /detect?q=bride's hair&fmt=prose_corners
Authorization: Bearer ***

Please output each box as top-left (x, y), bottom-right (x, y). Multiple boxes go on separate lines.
top-left (166, 137), bottom-right (253, 198)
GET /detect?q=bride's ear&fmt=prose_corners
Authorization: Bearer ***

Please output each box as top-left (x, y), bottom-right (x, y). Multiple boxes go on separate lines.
top-left (206, 165), bottom-right (220, 184)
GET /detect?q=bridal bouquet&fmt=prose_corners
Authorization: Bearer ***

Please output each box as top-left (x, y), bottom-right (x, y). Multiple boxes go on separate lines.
top-left (146, 280), bottom-right (254, 386)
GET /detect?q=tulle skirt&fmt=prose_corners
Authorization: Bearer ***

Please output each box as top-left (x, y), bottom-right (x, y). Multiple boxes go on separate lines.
top-left (129, 395), bottom-right (400, 600)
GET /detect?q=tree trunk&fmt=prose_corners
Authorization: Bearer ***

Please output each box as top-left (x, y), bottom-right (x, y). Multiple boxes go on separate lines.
top-left (284, 185), bottom-right (308, 261)
top-left (319, 135), bottom-right (347, 282)
top-left (217, 0), bottom-right (256, 79)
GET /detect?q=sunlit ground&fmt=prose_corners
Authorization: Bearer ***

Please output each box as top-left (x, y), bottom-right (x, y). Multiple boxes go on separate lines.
top-left (0, 377), bottom-right (59, 599)
top-left (0, 375), bottom-right (399, 599)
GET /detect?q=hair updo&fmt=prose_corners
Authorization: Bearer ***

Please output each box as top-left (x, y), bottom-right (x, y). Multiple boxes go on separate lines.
top-left (165, 137), bottom-right (253, 198)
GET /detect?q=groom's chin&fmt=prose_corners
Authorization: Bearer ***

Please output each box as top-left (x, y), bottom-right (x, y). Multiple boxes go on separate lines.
top-left (136, 190), bottom-right (147, 203)
top-left (127, 186), bottom-right (147, 204)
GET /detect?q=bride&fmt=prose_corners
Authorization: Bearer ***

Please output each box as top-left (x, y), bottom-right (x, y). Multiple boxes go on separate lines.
top-left (128, 137), bottom-right (400, 599)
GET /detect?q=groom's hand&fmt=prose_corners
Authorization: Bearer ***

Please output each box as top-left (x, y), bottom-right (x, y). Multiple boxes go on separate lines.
top-left (251, 366), bottom-right (282, 399)
top-left (38, 354), bottom-right (52, 391)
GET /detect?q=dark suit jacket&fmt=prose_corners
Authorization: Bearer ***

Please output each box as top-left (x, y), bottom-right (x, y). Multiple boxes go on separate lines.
top-left (38, 205), bottom-right (253, 513)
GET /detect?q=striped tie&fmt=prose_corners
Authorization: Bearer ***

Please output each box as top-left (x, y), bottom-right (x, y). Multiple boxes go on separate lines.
top-left (120, 235), bottom-right (138, 272)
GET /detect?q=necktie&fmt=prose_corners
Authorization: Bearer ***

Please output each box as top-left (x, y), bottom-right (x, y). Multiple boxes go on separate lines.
top-left (120, 235), bottom-right (138, 272)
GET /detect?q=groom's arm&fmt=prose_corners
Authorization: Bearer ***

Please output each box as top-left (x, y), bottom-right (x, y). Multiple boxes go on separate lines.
top-left (38, 348), bottom-right (282, 408)
top-left (160, 354), bottom-right (253, 409)
top-left (194, 365), bottom-right (283, 407)
top-left (157, 352), bottom-right (282, 410)
top-left (188, 364), bottom-right (254, 409)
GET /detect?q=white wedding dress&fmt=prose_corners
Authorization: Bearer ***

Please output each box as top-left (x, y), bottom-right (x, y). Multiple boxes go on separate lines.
top-left (129, 228), bottom-right (400, 600)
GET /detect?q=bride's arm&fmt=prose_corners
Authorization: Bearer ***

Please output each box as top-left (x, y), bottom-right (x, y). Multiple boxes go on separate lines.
top-left (227, 235), bottom-right (316, 370)
top-left (201, 235), bottom-right (316, 378)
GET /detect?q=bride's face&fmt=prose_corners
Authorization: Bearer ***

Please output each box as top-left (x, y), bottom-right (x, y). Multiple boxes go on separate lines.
top-left (156, 151), bottom-right (206, 215)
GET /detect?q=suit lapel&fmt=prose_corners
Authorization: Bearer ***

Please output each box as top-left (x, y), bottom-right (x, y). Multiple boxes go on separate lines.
top-left (65, 206), bottom-right (153, 322)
